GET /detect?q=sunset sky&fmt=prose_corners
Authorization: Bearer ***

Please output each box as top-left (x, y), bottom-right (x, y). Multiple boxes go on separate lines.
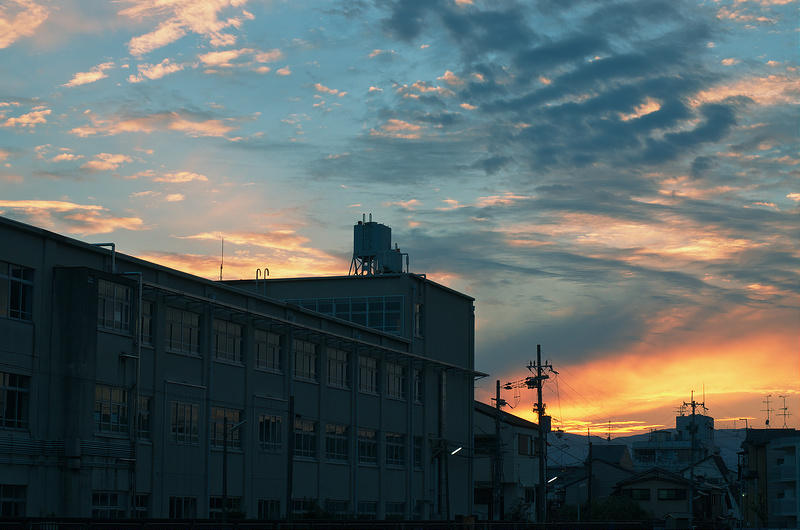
top-left (1, 0), bottom-right (797, 435)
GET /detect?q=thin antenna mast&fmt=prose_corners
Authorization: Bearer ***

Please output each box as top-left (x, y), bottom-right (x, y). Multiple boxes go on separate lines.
top-left (778, 395), bottom-right (791, 428)
top-left (762, 395), bottom-right (773, 428)
top-left (219, 237), bottom-right (224, 281)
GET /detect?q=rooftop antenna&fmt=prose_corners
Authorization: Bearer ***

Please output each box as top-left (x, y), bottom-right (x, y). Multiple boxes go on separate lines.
top-left (219, 237), bottom-right (224, 281)
top-left (762, 395), bottom-right (773, 428)
top-left (778, 395), bottom-right (792, 428)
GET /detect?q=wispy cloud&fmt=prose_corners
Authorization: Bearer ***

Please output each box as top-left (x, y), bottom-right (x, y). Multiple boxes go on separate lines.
top-left (62, 62), bottom-right (115, 87)
top-left (120, 0), bottom-right (253, 58)
top-left (128, 58), bottom-right (186, 83)
top-left (80, 153), bottom-right (133, 171)
top-left (1, 108), bottom-right (50, 128)
top-left (0, 0), bottom-right (49, 49)
top-left (0, 200), bottom-right (144, 234)
top-left (69, 109), bottom-right (238, 138)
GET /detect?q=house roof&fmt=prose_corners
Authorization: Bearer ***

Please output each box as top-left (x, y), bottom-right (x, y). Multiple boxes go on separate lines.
top-left (741, 428), bottom-right (798, 447)
top-left (616, 467), bottom-right (690, 487)
top-left (474, 400), bottom-right (539, 430)
top-left (590, 444), bottom-right (629, 464)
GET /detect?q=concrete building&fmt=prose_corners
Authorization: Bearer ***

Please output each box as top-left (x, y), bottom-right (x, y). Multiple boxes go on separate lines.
top-left (739, 428), bottom-right (799, 529)
top-left (471, 400), bottom-right (540, 521)
top-left (631, 412), bottom-right (716, 472)
top-left (0, 215), bottom-right (483, 519)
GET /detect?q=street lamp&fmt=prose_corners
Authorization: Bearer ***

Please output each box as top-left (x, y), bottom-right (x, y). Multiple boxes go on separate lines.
top-left (222, 416), bottom-right (246, 522)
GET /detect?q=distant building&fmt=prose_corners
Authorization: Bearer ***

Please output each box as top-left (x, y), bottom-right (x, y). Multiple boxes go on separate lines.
top-left (739, 428), bottom-right (799, 529)
top-left (631, 411), bottom-right (716, 472)
top-left (0, 215), bottom-right (483, 519)
top-left (471, 401), bottom-right (540, 521)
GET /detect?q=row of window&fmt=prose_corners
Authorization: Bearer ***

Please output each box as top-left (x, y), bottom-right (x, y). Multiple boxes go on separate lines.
top-left (92, 388), bottom-right (424, 468)
top-left (284, 296), bottom-right (404, 335)
top-left (622, 488), bottom-right (688, 501)
top-left (3, 485), bottom-right (414, 520)
top-left (3, 485), bottom-right (416, 520)
top-left (97, 282), bottom-right (423, 401)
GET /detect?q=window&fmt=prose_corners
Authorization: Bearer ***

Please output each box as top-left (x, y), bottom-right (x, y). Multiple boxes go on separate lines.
top-left (169, 496), bottom-right (197, 518)
top-left (358, 428), bottom-right (378, 465)
top-left (386, 362), bottom-right (405, 399)
top-left (414, 302), bottom-right (422, 337)
top-left (133, 494), bottom-right (149, 518)
top-left (91, 491), bottom-right (126, 518)
top-left (386, 502), bottom-right (405, 519)
top-left (356, 501), bottom-right (377, 520)
top-left (209, 496), bottom-right (242, 519)
top-left (326, 423), bottom-right (349, 462)
top-left (628, 488), bottom-right (650, 500)
top-left (213, 319), bottom-right (243, 364)
top-left (636, 449), bottom-right (655, 462)
top-left (413, 436), bottom-right (423, 470)
top-left (141, 300), bottom-right (154, 346)
top-left (136, 396), bottom-right (151, 440)
top-left (258, 499), bottom-right (280, 519)
top-left (94, 385), bottom-right (128, 434)
top-left (359, 357), bottom-right (378, 393)
top-left (0, 485), bottom-right (25, 517)
top-left (386, 433), bottom-right (405, 467)
top-left (97, 279), bottom-right (132, 332)
top-left (518, 433), bottom-right (532, 455)
top-left (658, 488), bottom-right (687, 500)
top-left (294, 418), bottom-right (317, 459)
top-left (255, 330), bottom-right (282, 371)
top-left (413, 369), bottom-right (423, 403)
top-left (327, 348), bottom-right (349, 388)
top-left (259, 413), bottom-right (282, 452)
top-left (0, 372), bottom-right (30, 430)
top-left (283, 296), bottom-right (403, 334)
top-left (170, 401), bottom-right (199, 444)
top-left (210, 407), bottom-right (243, 449)
top-left (293, 339), bottom-right (317, 381)
top-left (0, 261), bottom-right (33, 321)
top-left (324, 500), bottom-right (349, 519)
top-left (292, 498), bottom-right (318, 517)
top-left (166, 307), bottom-right (201, 355)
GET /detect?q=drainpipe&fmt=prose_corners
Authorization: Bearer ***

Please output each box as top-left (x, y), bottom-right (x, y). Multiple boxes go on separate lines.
top-left (92, 243), bottom-right (116, 273)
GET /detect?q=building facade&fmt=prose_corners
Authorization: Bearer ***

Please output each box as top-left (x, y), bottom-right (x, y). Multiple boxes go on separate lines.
top-left (0, 215), bottom-right (481, 519)
top-left (471, 400), bottom-right (540, 521)
top-left (739, 428), bottom-right (799, 529)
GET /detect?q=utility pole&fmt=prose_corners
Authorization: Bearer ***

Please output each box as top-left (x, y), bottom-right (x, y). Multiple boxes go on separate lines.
top-left (684, 392), bottom-right (705, 530)
top-left (529, 345), bottom-right (554, 524)
top-left (492, 380), bottom-right (504, 520)
top-left (586, 433), bottom-right (592, 522)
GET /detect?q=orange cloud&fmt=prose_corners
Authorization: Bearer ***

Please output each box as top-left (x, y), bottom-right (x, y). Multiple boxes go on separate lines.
top-left (62, 62), bottom-right (115, 87)
top-left (1, 108), bottom-right (50, 128)
top-left (80, 153), bottom-right (133, 171)
top-left (69, 111), bottom-right (237, 138)
top-left (370, 119), bottom-right (423, 139)
top-left (0, 200), bottom-right (145, 234)
top-left (128, 58), bottom-right (185, 83)
top-left (120, 0), bottom-right (253, 57)
top-left (0, 0), bottom-right (49, 50)
top-left (154, 171), bottom-right (209, 183)
top-left (693, 73), bottom-right (800, 106)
